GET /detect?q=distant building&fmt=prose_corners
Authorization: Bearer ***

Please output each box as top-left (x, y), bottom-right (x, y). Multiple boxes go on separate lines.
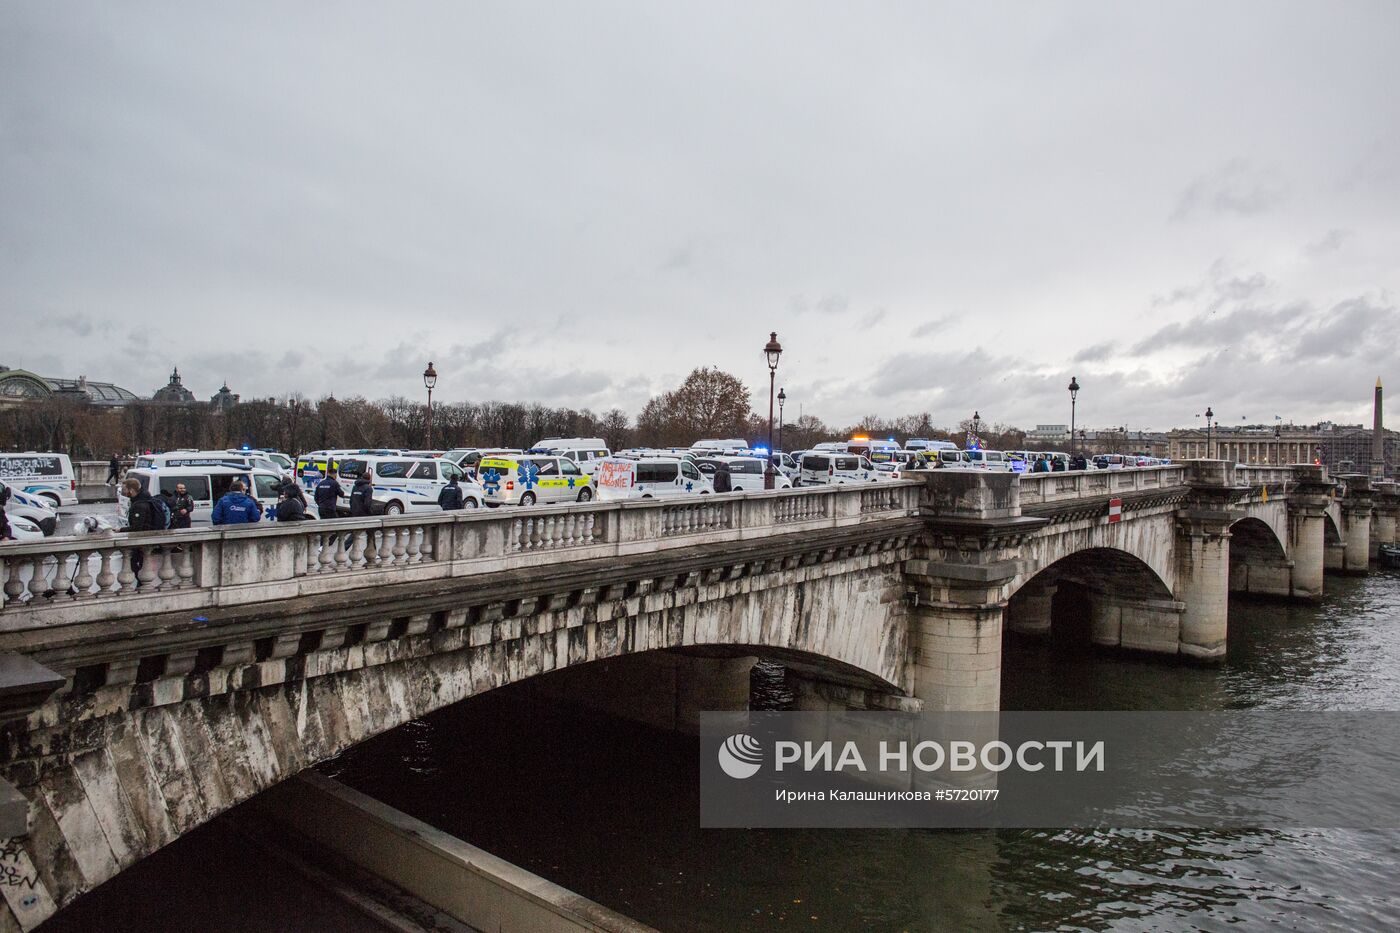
top-left (151, 367), bottom-right (197, 404)
top-left (1026, 424), bottom-right (1069, 442)
top-left (0, 365), bottom-right (139, 408)
top-left (1167, 424), bottom-right (1397, 477)
top-left (210, 381), bottom-right (240, 413)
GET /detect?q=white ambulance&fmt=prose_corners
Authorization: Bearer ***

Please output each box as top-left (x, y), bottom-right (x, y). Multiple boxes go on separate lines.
top-left (595, 457), bottom-right (712, 500)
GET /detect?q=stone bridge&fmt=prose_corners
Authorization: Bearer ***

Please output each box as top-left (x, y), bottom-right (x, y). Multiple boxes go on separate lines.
top-left (0, 464), bottom-right (1394, 929)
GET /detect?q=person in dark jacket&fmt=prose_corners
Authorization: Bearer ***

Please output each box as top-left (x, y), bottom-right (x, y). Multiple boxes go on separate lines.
top-left (313, 467), bottom-right (344, 520)
top-left (123, 478), bottom-right (158, 579)
top-left (349, 470), bottom-right (375, 517)
top-left (275, 490), bottom-right (309, 522)
top-left (437, 475), bottom-right (465, 510)
top-left (278, 472), bottom-right (307, 506)
top-left (106, 455), bottom-right (121, 485)
top-left (0, 483), bottom-right (11, 541)
top-left (712, 461), bottom-right (732, 493)
top-left (211, 480), bottom-right (263, 525)
top-left (169, 483), bottom-right (195, 529)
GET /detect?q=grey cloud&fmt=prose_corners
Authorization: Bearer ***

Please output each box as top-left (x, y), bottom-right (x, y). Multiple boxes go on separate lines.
top-left (1171, 160), bottom-right (1287, 222)
top-left (789, 294), bottom-right (850, 316)
top-left (1073, 341), bottom-right (1117, 363)
top-left (1306, 228), bottom-right (1352, 256)
top-left (912, 315), bottom-right (956, 338)
top-left (861, 307), bottom-right (888, 327)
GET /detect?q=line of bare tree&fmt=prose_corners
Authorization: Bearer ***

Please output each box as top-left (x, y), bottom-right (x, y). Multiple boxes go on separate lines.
top-left (0, 366), bottom-right (1028, 458)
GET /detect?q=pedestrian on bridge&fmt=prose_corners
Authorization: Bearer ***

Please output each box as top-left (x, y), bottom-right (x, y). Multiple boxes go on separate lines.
top-left (169, 483), bottom-right (195, 530)
top-left (314, 466), bottom-right (344, 520)
top-left (712, 461), bottom-right (732, 493)
top-left (122, 477), bottom-right (158, 580)
top-left (211, 480), bottom-right (263, 525)
top-left (437, 475), bottom-right (465, 510)
top-left (350, 470), bottom-right (375, 517)
top-left (105, 455), bottom-right (121, 485)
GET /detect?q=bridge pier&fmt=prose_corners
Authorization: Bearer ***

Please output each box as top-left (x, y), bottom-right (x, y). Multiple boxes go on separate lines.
top-left (1286, 468), bottom-right (1333, 599)
top-left (905, 564), bottom-right (1015, 712)
top-left (1174, 509), bottom-right (1233, 660)
top-left (1373, 482), bottom-right (1400, 560)
top-left (1088, 592), bottom-right (1186, 654)
top-left (1338, 476), bottom-right (1373, 575)
top-left (1005, 582), bottom-right (1054, 638)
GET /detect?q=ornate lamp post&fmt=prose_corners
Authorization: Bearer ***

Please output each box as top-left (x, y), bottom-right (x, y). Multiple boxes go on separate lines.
top-left (423, 361), bottom-right (438, 449)
top-left (763, 332), bottom-right (783, 489)
top-left (1204, 406), bottom-right (1214, 459)
top-left (777, 387), bottom-right (787, 454)
top-left (1067, 376), bottom-right (1080, 454)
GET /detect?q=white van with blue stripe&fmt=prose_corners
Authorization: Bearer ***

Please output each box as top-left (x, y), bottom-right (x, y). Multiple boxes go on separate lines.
top-left (334, 455), bottom-right (483, 514)
top-left (0, 453), bottom-right (77, 508)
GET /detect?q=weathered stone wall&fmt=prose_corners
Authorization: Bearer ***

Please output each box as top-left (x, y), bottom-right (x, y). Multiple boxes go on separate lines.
top-left (0, 542), bottom-right (913, 929)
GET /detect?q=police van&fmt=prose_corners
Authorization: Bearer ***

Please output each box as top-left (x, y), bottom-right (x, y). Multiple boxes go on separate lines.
top-left (595, 457), bottom-right (711, 501)
top-left (0, 453), bottom-right (77, 508)
top-left (0, 485), bottom-right (58, 536)
top-left (118, 461), bottom-right (286, 527)
top-left (694, 455), bottom-right (795, 492)
top-left (477, 454), bottom-right (594, 507)
top-left (965, 450), bottom-right (1013, 471)
top-left (333, 454), bottom-right (483, 513)
top-left (796, 452), bottom-right (880, 486)
top-left (530, 438), bottom-right (611, 475)
top-left (137, 449), bottom-right (284, 474)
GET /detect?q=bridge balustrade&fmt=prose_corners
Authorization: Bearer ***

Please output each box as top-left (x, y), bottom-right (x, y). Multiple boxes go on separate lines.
top-left (1016, 465), bottom-right (1189, 506)
top-left (0, 482), bottom-right (922, 626)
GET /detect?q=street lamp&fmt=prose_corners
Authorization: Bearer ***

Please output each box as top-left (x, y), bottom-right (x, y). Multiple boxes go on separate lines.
top-left (970, 410), bottom-right (983, 447)
top-left (1204, 406), bottom-right (1214, 459)
top-left (763, 332), bottom-right (783, 489)
top-left (1067, 376), bottom-right (1080, 454)
top-left (423, 361), bottom-right (438, 449)
top-left (777, 387), bottom-right (787, 454)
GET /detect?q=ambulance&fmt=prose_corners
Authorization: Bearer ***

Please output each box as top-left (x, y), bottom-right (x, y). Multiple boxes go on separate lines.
top-left (594, 457), bottom-right (711, 500)
top-left (333, 454), bottom-right (483, 513)
top-left (529, 438), bottom-right (611, 475)
top-left (476, 454), bottom-right (595, 507)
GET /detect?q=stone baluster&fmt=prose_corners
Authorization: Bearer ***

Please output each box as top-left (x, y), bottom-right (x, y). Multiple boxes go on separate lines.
top-left (116, 548), bottom-right (137, 593)
top-left (580, 514), bottom-right (594, 544)
top-left (1, 558), bottom-right (21, 606)
top-left (136, 549), bottom-right (157, 590)
top-left (391, 526), bottom-right (408, 564)
top-left (72, 549), bottom-right (94, 597)
top-left (96, 548), bottom-right (117, 596)
top-left (176, 547), bottom-right (196, 588)
top-left (26, 556), bottom-right (48, 601)
top-left (305, 535), bottom-right (321, 573)
top-left (317, 531), bottom-right (337, 573)
top-left (158, 549), bottom-right (177, 590)
top-left (407, 526), bottom-right (422, 563)
top-left (348, 530), bottom-right (365, 568)
top-left (363, 529), bottom-right (379, 566)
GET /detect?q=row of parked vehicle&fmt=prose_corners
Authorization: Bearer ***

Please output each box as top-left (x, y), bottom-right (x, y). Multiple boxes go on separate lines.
top-left (0, 438), bottom-right (1176, 540)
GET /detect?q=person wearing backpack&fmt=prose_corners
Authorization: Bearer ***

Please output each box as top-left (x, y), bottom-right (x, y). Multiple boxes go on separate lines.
top-left (437, 475), bottom-right (465, 510)
top-left (122, 477), bottom-right (159, 581)
top-left (349, 469), bottom-right (375, 517)
top-left (314, 466), bottom-right (344, 520)
top-left (212, 480), bottom-right (263, 525)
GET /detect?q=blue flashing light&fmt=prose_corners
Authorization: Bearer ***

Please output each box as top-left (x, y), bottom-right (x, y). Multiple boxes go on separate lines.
top-left (241, 444), bottom-right (250, 451)
top-left (753, 446), bottom-right (769, 454)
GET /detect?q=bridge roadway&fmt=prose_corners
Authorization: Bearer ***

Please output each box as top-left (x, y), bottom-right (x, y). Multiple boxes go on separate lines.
top-left (0, 463), bottom-right (1395, 929)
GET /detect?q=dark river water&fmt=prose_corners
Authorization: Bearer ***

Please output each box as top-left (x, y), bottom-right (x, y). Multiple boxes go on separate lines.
top-left (326, 571), bottom-right (1400, 932)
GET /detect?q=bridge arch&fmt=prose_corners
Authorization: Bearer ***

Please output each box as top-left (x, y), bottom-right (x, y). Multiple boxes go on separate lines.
top-left (1007, 547), bottom-right (1178, 651)
top-left (11, 544), bottom-right (912, 928)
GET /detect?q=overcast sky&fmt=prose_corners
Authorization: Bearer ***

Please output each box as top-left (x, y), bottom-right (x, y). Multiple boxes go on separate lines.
top-left (3, 1), bottom-right (1397, 431)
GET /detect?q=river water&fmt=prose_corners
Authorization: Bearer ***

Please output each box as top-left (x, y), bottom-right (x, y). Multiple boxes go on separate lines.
top-left (326, 573), bottom-right (1400, 931)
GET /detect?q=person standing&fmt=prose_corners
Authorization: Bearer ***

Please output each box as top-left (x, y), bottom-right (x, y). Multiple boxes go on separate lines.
top-left (349, 469), bottom-right (375, 517)
top-left (169, 483), bottom-right (195, 529)
top-left (712, 461), bottom-right (732, 493)
top-left (105, 455), bottom-right (121, 485)
top-left (437, 475), bottom-right (464, 510)
top-left (122, 477), bottom-right (157, 579)
top-left (211, 480), bottom-right (263, 525)
top-left (0, 482), bottom-right (12, 542)
top-left (278, 471), bottom-right (307, 506)
top-left (313, 466), bottom-right (344, 520)
top-left (275, 489), bottom-right (309, 522)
